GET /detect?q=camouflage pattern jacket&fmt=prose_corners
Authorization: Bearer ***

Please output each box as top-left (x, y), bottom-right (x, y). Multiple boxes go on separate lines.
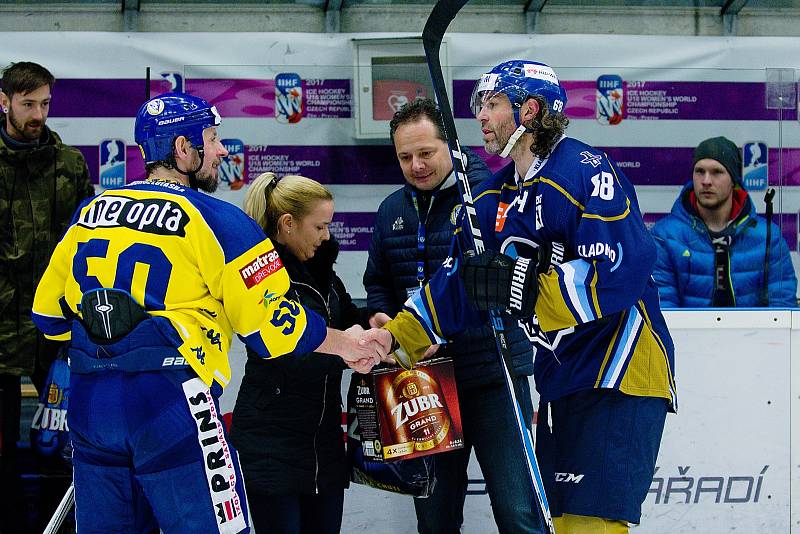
top-left (0, 125), bottom-right (94, 375)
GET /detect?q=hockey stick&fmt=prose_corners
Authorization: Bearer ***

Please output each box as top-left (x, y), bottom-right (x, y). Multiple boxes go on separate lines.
top-left (760, 188), bottom-right (775, 306)
top-left (43, 482), bottom-right (74, 534)
top-left (422, 2), bottom-right (555, 533)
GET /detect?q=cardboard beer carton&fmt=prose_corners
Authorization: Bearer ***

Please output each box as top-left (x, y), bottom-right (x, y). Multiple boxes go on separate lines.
top-left (352, 356), bottom-right (463, 462)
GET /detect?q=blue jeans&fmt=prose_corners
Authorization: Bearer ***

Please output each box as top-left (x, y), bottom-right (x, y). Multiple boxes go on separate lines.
top-left (414, 377), bottom-right (544, 534)
top-left (247, 490), bottom-right (344, 534)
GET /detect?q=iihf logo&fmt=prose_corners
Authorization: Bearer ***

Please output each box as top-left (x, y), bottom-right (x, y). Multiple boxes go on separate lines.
top-left (275, 73), bottom-right (303, 124)
top-left (218, 139), bottom-right (246, 191)
top-left (99, 139), bottom-right (126, 189)
top-left (160, 71), bottom-right (184, 92)
top-left (596, 74), bottom-right (623, 125)
top-left (742, 142), bottom-right (768, 191)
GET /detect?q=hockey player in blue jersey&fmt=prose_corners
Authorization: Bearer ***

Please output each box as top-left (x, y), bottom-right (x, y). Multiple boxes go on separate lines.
top-left (31, 93), bottom-right (384, 534)
top-left (366, 60), bottom-right (677, 533)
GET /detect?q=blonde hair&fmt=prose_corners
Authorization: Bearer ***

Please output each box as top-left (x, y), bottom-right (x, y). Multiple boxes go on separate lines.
top-left (244, 172), bottom-right (333, 238)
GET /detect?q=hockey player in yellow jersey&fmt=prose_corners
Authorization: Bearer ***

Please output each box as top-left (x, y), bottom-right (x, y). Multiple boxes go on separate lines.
top-left (31, 93), bottom-right (384, 534)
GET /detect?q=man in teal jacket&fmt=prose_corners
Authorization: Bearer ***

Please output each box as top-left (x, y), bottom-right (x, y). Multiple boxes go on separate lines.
top-left (651, 136), bottom-right (797, 308)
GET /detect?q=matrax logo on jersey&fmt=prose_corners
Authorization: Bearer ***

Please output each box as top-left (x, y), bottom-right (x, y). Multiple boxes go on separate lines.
top-left (240, 249), bottom-right (283, 288)
top-left (78, 195), bottom-right (189, 236)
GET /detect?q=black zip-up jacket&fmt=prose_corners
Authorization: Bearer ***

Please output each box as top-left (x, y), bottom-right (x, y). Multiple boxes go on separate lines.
top-left (364, 148), bottom-right (533, 389)
top-left (230, 238), bottom-right (361, 495)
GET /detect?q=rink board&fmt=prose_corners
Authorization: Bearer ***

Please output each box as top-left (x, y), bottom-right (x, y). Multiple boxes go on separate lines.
top-left (219, 309), bottom-right (799, 533)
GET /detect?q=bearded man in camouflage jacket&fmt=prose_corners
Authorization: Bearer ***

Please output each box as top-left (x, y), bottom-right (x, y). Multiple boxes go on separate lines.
top-left (0, 61), bottom-right (93, 533)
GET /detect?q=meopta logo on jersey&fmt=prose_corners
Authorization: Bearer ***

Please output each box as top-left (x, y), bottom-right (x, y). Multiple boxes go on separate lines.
top-left (239, 249), bottom-right (283, 288)
top-left (78, 195), bottom-right (189, 236)
top-left (496, 202), bottom-right (510, 232)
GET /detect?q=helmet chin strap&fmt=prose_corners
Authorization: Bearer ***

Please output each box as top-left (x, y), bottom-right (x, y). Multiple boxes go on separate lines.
top-left (173, 147), bottom-right (205, 190)
top-left (500, 124), bottom-right (529, 158)
top-left (500, 104), bottom-right (535, 158)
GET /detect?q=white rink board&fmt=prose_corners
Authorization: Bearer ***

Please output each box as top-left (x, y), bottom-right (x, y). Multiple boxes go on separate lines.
top-left (638, 310), bottom-right (791, 534)
top-left (220, 309), bottom-right (799, 533)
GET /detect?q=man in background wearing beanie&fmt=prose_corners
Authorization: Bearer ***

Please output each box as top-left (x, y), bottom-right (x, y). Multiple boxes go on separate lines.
top-left (651, 136), bottom-right (797, 307)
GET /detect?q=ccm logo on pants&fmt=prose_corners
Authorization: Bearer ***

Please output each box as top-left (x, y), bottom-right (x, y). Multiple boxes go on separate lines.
top-left (184, 378), bottom-right (247, 533)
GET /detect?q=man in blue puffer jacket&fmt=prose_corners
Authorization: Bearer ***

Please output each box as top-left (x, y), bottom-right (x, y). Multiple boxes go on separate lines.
top-left (651, 136), bottom-right (797, 308)
top-left (364, 99), bottom-right (537, 533)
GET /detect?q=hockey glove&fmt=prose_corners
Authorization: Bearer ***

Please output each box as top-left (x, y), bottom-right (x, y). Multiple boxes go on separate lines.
top-left (383, 311), bottom-right (438, 370)
top-left (460, 250), bottom-right (538, 318)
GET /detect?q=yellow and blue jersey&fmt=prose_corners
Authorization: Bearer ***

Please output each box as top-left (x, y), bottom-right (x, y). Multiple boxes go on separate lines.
top-left (32, 179), bottom-right (326, 388)
top-left (387, 138), bottom-right (677, 411)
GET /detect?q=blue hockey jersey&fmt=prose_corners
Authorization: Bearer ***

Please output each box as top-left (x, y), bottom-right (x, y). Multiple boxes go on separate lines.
top-left (385, 137), bottom-right (677, 410)
top-left (32, 179), bottom-right (327, 388)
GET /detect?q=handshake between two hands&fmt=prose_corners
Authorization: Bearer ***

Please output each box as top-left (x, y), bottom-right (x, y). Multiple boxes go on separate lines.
top-left (333, 312), bottom-right (439, 374)
top-left (341, 324), bottom-right (395, 374)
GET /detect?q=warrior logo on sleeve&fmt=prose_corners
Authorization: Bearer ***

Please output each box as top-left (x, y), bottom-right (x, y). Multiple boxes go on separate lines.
top-left (501, 237), bottom-right (573, 355)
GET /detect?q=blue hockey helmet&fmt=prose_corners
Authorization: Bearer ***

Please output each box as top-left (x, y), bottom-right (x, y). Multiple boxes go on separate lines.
top-left (469, 60), bottom-right (567, 125)
top-left (134, 92), bottom-right (221, 163)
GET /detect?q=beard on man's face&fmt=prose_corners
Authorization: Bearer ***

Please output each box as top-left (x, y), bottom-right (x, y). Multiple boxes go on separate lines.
top-left (184, 149), bottom-right (218, 193)
top-left (194, 168), bottom-right (218, 193)
top-left (196, 176), bottom-right (218, 193)
top-left (8, 109), bottom-right (44, 142)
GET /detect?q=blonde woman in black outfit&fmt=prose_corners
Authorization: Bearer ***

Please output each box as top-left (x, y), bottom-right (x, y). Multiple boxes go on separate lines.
top-left (230, 173), bottom-right (365, 534)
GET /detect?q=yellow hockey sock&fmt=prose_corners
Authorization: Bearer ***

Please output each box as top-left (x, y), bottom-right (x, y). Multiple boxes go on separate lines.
top-left (553, 513), bottom-right (629, 534)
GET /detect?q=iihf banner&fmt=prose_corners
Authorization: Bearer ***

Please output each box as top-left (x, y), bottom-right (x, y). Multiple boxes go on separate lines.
top-left (3, 31), bottom-right (799, 534)
top-left (2, 31), bottom-right (798, 299)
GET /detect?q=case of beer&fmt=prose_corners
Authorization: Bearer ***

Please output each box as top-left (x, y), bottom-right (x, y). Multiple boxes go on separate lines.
top-left (352, 356), bottom-right (463, 462)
